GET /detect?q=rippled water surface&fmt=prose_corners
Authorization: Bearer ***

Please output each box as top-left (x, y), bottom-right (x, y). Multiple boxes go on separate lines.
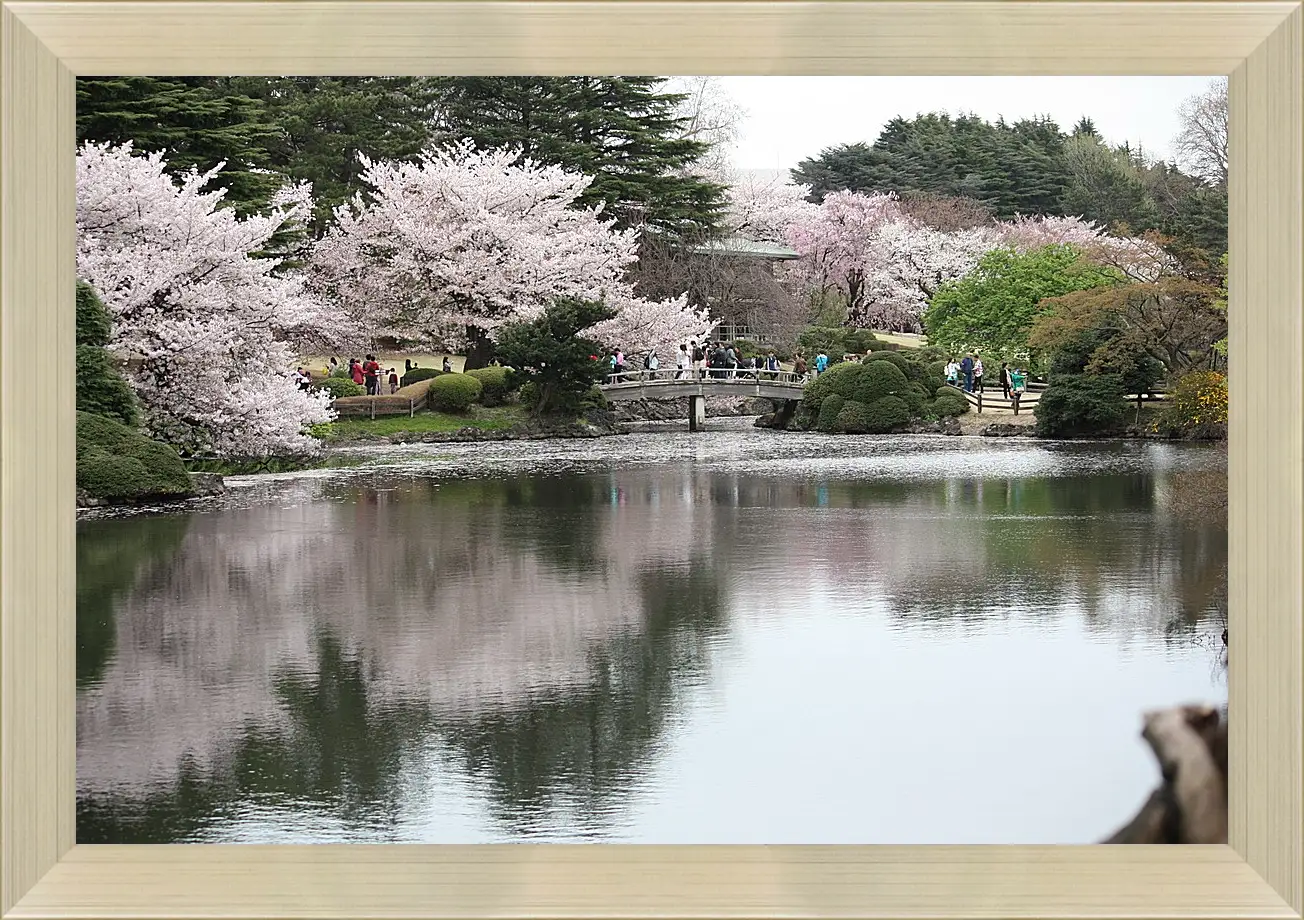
top-left (77, 420), bottom-right (1227, 844)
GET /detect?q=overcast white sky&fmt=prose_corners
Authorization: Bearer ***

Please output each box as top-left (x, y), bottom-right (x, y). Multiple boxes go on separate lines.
top-left (716, 76), bottom-right (1218, 172)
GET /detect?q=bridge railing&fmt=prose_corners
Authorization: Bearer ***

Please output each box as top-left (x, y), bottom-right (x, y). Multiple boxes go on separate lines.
top-left (603, 368), bottom-right (806, 386)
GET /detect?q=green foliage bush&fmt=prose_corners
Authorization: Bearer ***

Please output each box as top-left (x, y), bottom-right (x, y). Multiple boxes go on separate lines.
top-left (796, 325), bottom-right (846, 358)
top-left (76, 411), bottom-right (193, 501)
top-left (400, 366), bottom-right (445, 387)
top-left (816, 394), bottom-right (846, 432)
top-left (75, 282), bottom-right (138, 426)
top-left (932, 390), bottom-right (970, 417)
top-left (1035, 373), bottom-right (1127, 437)
top-left (77, 346), bottom-right (138, 426)
top-left (76, 281), bottom-right (112, 347)
top-left (330, 364), bottom-right (351, 379)
top-left (834, 400), bottom-right (871, 434)
top-left (466, 366), bottom-right (518, 406)
top-left (316, 376), bottom-right (366, 399)
top-left (428, 373), bottom-right (483, 413)
top-left (864, 396), bottom-right (912, 433)
top-left (854, 360), bottom-right (911, 404)
top-left (580, 385), bottom-right (608, 411)
top-left (494, 297), bottom-right (613, 416)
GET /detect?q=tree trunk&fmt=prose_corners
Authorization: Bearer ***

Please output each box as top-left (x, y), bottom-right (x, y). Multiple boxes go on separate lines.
top-left (463, 325), bottom-right (494, 371)
top-left (1102, 704), bottom-right (1227, 844)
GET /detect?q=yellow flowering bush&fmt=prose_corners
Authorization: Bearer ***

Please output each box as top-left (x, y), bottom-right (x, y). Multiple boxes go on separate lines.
top-left (1157, 370), bottom-right (1227, 439)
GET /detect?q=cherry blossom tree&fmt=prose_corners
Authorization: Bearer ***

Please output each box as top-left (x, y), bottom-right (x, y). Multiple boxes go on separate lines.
top-left (784, 190), bottom-right (904, 318)
top-left (311, 141), bottom-right (713, 365)
top-left (76, 141), bottom-right (338, 459)
top-left (714, 168), bottom-right (818, 245)
top-left (861, 222), bottom-right (1002, 331)
top-left (994, 214), bottom-right (1170, 281)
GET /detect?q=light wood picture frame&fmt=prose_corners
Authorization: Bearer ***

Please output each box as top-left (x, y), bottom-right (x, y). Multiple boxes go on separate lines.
top-left (2, 1), bottom-right (1300, 917)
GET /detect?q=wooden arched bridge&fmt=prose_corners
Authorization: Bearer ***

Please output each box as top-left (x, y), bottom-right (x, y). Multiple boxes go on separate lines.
top-left (600, 370), bottom-right (806, 430)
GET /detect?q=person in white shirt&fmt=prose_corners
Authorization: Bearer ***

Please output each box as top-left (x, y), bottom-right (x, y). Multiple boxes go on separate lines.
top-left (676, 344), bottom-right (690, 379)
top-left (973, 354), bottom-right (985, 393)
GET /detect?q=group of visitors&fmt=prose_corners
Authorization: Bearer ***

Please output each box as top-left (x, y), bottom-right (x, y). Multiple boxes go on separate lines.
top-left (606, 341), bottom-right (786, 383)
top-left (323, 355), bottom-right (399, 394)
top-left (944, 354), bottom-right (1028, 400)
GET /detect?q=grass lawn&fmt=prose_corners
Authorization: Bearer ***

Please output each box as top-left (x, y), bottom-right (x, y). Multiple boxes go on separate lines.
top-left (317, 405), bottom-right (524, 442)
top-left (870, 331), bottom-right (925, 348)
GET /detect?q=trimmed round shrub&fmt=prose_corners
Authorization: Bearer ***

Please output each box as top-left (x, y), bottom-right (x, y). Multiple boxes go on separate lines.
top-left (428, 373), bottom-right (483, 413)
top-left (933, 390), bottom-right (970, 417)
top-left (467, 366), bottom-right (518, 406)
top-left (853, 360), bottom-right (911, 404)
top-left (400, 366), bottom-right (445, 388)
top-left (864, 395), bottom-right (912, 433)
top-left (802, 362), bottom-right (864, 408)
top-left (316, 376), bottom-right (366, 399)
top-left (816, 394), bottom-right (846, 432)
top-left (834, 400), bottom-right (872, 434)
top-left (928, 359), bottom-right (948, 380)
top-left (1035, 373), bottom-right (1127, 437)
top-left (76, 411), bottom-right (193, 501)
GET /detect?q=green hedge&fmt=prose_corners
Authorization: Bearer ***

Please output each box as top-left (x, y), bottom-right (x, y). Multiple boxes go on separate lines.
top-left (428, 373), bottom-right (482, 413)
top-left (77, 411), bottom-right (193, 501)
top-left (466, 366), bottom-right (518, 406)
top-left (316, 376), bottom-right (366, 399)
top-left (400, 366), bottom-right (446, 387)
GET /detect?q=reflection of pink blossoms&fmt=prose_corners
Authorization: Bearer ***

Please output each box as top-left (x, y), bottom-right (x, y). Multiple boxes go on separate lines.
top-left (311, 142), bottom-right (713, 355)
top-left (76, 142), bottom-right (336, 459)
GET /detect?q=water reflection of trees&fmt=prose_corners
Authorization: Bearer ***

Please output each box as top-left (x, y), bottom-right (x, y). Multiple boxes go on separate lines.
top-left (77, 459), bottom-right (1225, 841)
top-left (436, 561), bottom-right (726, 832)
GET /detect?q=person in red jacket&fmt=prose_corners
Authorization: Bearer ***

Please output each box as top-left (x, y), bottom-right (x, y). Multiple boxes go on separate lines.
top-left (350, 359), bottom-right (365, 386)
top-left (362, 354), bottom-right (381, 395)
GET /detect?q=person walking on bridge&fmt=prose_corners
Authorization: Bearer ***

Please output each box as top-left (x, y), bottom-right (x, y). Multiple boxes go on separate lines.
top-left (960, 354), bottom-right (974, 392)
top-left (815, 351), bottom-right (829, 376)
top-left (973, 353), bottom-right (985, 393)
top-left (676, 344), bottom-right (691, 379)
top-left (691, 340), bottom-right (706, 379)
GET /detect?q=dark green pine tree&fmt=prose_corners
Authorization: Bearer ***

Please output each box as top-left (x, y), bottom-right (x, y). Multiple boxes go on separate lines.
top-left (76, 77), bottom-right (285, 216)
top-left (225, 77), bottom-right (443, 233)
top-left (429, 76), bottom-right (726, 236)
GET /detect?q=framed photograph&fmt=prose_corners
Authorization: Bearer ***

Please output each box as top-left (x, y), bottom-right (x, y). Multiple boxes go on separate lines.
top-left (2, 1), bottom-right (1299, 918)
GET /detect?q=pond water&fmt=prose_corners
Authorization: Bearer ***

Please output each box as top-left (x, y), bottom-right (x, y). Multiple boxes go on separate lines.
top-left (77, 419), bottom-right (1227, 844)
